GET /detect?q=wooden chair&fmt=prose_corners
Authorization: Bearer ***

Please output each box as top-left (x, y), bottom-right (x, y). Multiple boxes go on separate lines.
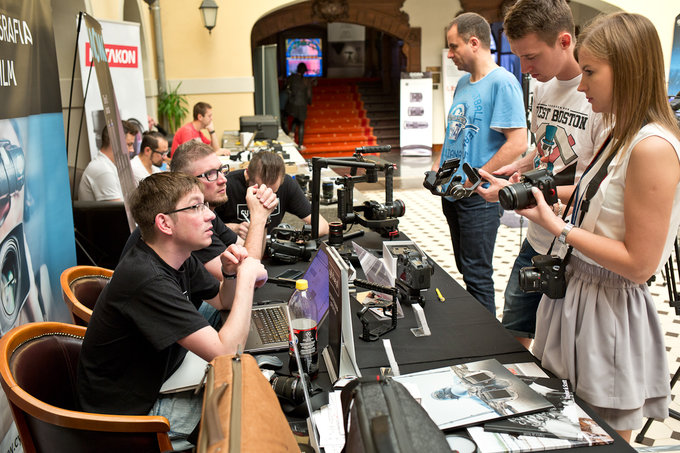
top-left (0, 322), bottom-right (172, 453)
top-left (61, 265), bottom-right (113, 326)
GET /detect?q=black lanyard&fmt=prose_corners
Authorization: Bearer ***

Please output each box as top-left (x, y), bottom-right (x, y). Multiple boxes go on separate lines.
top-left (547, 133), bottom-right (613, 256)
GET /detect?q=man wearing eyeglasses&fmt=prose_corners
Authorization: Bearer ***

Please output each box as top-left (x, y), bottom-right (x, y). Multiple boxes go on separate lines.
top-left (170, 141), bottom-right (277, 278)
top-left (78, 172), bottom-right (269, 450)
top-left (130, 131), bottom-right (168, 183)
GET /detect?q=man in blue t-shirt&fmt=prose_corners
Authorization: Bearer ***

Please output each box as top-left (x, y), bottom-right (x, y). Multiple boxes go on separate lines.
top-left (433, 12), bottom-right (527, 314)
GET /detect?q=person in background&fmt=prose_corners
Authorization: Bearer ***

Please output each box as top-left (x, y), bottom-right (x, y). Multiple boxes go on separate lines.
top-left (433, 12), bottom-right (527, 314)
top-left (518, 12), bottom-right (680, 442)
top-left (284, 62), bottom-right (312, 149)
top-left (171, 101), bottom-right (220, 157)
top-left (77, 172), bottom-right (268, 451)
top-left (477, 0), bottom-right (606, 347)
top-left (215, 150), bottom-right (329, 239)
top-left (130, 131), bottom-right (168, 183)
top-left (78, 120), bottom-right (138, 201)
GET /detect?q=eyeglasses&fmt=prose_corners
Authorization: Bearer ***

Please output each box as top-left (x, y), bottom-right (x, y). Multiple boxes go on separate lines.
top-left (163, 201), bottom-right (210, 215)
top-left (196, 164), bottom-right (230, 182)
top-left (152, 149), bottom-right (169, 156)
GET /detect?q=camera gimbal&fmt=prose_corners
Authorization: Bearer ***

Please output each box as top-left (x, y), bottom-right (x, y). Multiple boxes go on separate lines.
top-left (310, 145), bottom-right (404, 239)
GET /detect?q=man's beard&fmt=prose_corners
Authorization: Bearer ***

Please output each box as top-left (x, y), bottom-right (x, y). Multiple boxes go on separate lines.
top-left (207, 193), bottom-right (228, 208)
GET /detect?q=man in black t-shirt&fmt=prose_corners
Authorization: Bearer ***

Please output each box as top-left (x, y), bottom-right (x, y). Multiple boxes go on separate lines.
top-left (77, 172), bottom-right (268, 450)
top-left (170, 142), bottom-right (277, 277)
top-left (121, 142), bottom-right (277, 280)
top-left (214, 150), bottom-right (329, 237)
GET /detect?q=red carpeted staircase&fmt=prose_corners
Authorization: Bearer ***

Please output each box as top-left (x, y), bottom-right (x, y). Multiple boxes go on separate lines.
top-left (301, 78), bottom-right (379, 158)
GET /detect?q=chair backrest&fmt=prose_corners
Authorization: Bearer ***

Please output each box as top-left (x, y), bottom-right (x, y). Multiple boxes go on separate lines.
top-left (0, 322), bottom-right (172, 453)
top-left (61, 266), bottom-right (113, 326)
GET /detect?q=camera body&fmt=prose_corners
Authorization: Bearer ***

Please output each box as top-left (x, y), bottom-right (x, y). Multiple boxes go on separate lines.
top-left (499, 168), bottom-right (558, 210)
top-left (519, 254), bottom-right (567, 299)
top-left (395, 250), bottom-right (434, 306)
top-left (361, 200), bottom-right (405, 221)
top-left (397, 250), bottom-right (433, 291)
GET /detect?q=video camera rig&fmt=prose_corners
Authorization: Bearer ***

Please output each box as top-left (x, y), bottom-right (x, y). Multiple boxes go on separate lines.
top-left (311, 145), bottom-right (405, 239)
top-left (423, 158), bottom-right (482, 199)
top-left (265, 224), bottom-right (318, 264)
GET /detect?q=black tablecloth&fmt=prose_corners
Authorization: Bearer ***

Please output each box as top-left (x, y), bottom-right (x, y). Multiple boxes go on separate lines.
top-left (257, 229), bottom-right (635, 452)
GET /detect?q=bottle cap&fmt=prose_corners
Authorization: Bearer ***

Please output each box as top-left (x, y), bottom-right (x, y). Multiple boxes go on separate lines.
top-left (295, 279), bottom-right (308, 291)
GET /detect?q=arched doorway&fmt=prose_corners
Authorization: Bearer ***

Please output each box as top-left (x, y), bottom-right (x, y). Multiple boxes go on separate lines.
top-left (251, 0), bottom-right (421, 78)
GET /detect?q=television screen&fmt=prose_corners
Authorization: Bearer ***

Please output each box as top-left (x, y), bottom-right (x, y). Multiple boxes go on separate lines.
top-left (286, 38), bottom-right (322, 77)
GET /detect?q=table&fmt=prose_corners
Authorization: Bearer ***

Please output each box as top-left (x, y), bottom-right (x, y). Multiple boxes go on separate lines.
top-left (256, 229), bottom-right (635, 452)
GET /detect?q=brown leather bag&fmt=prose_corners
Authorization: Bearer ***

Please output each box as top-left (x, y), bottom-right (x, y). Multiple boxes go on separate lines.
top-left (197, 352), bottom-right (300, 453)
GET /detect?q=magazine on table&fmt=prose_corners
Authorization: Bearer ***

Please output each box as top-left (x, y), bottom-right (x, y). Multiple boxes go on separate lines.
top-left (468, 378), bottom-right (613, 452)
top-left (392, 358), bottom-right (553, 430)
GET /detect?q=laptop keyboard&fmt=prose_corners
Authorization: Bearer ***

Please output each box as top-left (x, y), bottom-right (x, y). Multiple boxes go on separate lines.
top-left (252, 306), bottom-right (289, 344)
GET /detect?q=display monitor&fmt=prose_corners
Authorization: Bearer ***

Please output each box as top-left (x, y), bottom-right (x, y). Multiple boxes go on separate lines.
top-left (285, 38), bottom-right (322, 77)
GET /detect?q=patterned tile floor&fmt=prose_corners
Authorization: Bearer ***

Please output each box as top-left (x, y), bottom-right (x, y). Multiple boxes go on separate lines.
top-left (360, 184), bottom-right (680, 449)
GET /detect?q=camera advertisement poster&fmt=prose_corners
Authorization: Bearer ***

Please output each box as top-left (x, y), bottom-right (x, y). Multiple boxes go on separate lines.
top-left (399, 72), bottom-right (433, 156)
top-left (77, 18), bottom-right (148, 160)
top-left (0, 0), bottom-right (78, 451)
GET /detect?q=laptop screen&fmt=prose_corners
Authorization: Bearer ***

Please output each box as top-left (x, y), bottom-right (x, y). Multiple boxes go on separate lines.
top-left (299, 247), bottom-right (330, 325)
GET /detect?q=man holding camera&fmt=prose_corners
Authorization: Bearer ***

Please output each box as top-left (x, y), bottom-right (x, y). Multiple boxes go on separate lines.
top-left (215, 150), bottom-right (330, 238)
top-left (434, 12), bottom-right (527, 314)
top-left (77, 172), bottom-right (269, 450)
top-left (477, 0), bottom-right (606, 347)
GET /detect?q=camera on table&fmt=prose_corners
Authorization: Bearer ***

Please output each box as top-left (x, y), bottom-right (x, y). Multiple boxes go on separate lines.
top-left (270, 373), bottom-right (308, 406)
top-left (499, 168), bottom-right (558, 210)
top-left (396, 250), bottom-right (434, 305)
top-left (361, 200), bottom-right (405, 221)
top-left (265, 224), bottom-right (318, 264)
top-left (519, 254), bottom-right (567, 299)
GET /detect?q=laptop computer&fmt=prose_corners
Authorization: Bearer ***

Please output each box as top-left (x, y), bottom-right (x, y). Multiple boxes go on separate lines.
top-left (244, 247), bottom-right (330, 353)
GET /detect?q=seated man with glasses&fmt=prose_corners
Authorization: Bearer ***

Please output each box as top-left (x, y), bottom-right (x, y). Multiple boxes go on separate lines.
top-left (170, 141), bottom-right (277, 277)
top-left (130, 131), bottom-right (168, 183)
top-left (77, 172), bottom-right (269, 450)
top-left (122, 141), bottom-right (277, 280)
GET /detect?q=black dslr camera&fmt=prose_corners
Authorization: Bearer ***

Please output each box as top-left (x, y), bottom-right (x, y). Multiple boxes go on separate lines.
top-left (396, 250), bottom-right (434, 305)
top-left (519, 254), bottom-right (567, 299)
top-left (360, 199), bottom-right (406, 221)
top-left (499, 168), bottom-right (558, 210)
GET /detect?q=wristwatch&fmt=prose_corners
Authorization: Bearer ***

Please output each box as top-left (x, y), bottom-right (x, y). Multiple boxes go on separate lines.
top-left (558, 223), bottom-right (574, 244)
top-left (208, 129), bottom-right (215, 134)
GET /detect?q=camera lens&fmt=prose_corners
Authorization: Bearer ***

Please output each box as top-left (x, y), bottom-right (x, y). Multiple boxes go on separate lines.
top-left (387, 200), bottom-right (405, 218)
top-left (0, 236), bottom-right (21, 333)
top-left (518, 266), bottom-right (543, 293)
top-left (499, 182), bottom-right (534, 210)
top-left (271, 375), bottom-right (305, 405)
top-left (328, 221), bottom-right (343, 246)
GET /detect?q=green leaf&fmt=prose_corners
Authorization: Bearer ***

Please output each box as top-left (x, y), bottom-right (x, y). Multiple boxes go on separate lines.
top-left (158, 82), bottom-right (189, 133)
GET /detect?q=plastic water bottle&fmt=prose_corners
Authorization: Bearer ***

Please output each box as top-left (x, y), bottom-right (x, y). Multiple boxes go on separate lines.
top-left (288, 279), bottom-right (319, 378)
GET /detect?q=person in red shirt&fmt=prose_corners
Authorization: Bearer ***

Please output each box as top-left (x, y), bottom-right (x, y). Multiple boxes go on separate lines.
top-left (171, 101), bottom-right (220, 157)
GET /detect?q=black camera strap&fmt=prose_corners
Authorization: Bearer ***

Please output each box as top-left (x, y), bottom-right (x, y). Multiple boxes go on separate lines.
top-left (547, 133), bottom-right (613, 259)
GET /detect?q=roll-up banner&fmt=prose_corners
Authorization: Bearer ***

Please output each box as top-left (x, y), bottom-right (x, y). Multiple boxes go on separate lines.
top-left (0, 1), bottom-right (77, 450)
top-left (78, 18), bottom-right (148, 161)
top-left (400, 72), bottom-right (433, 156)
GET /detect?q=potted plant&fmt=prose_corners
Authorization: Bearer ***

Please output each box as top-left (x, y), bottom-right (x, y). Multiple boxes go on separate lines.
top-left (157, 82), bottom-right (188, 134)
